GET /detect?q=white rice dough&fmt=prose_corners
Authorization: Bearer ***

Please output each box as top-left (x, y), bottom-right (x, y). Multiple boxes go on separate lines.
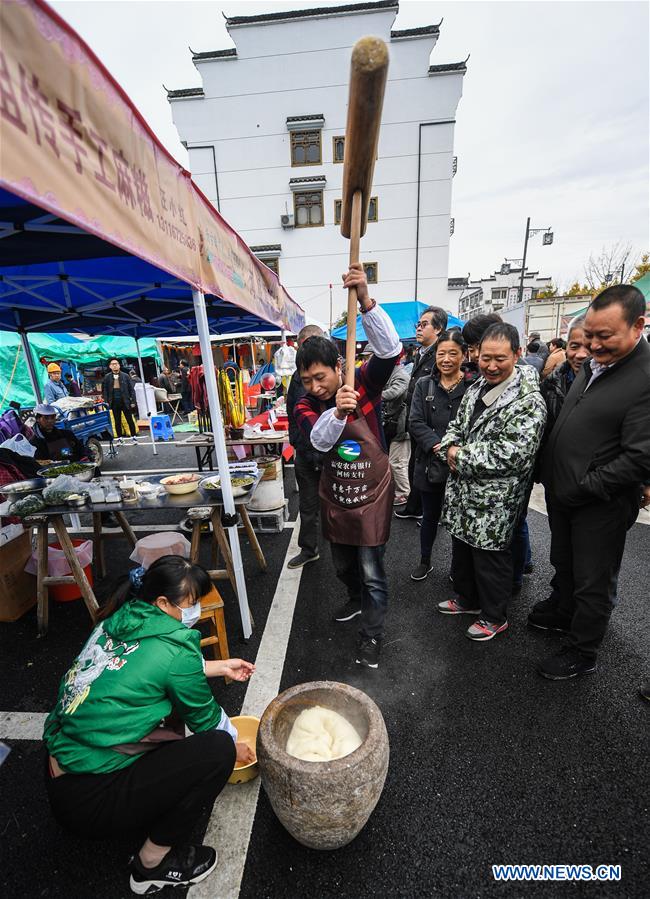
top-left (286, 705), bottom-right (363, 762)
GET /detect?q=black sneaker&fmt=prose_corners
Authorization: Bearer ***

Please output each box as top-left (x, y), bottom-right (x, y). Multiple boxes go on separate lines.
top-left (527, 605), bottom-right (571, 634)
top-left (537, 647), bottom-right (597, 681)
top-left (394, 509), bottom-right (423, 520)
top-left (356, 636), bottom-right (381, 668)
top-left (129, 845), bottom-right (218, 894)
top-left (333, 600), bottom-right (362, 623)
top-left (411, 562), bottom-right (433, 581)
top-left (287, 550), bottom-right (320, 570)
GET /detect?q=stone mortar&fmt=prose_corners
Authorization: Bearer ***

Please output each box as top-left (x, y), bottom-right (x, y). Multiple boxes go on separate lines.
top-left (257, 680), bottom-right (389, 850)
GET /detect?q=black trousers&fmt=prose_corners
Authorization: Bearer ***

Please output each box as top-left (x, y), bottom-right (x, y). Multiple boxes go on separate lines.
top-left (294, 451), bottom-right (321, 556)
top-left (110, 398), bottom-right (137, 438)
top-left (45, 730), bottom-right (235, 847)
top-left (330, 543), bottom-right (388, 640)
top-left (451, 536), bottom-right (512, 624)
top-left (403, 436), bottom-right (422, 516)
top-left (547, 491), bottom-right (638, 660)
top-left (420, 485), bottom-right (445, 562)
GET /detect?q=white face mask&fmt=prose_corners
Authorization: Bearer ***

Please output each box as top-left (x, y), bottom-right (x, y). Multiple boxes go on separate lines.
top-left (180, 603), bottom-right (201, 628)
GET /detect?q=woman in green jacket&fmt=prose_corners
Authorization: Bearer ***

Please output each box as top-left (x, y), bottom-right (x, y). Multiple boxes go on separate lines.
top-left (44, 556), bottom-right (255, 895)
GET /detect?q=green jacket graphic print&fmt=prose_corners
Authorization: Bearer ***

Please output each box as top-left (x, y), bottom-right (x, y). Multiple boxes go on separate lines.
top-left (437, 366), bottom-right (547, 550)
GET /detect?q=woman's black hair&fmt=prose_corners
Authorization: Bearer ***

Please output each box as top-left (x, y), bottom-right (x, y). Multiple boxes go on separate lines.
top-left (96, 555), bottom-right (212, 622)
top-left (549, 337), bottom-right (566, 350)
top-left (108, 357), bottom-right (120, 365)
top-left (480, 322), bottom-right (520, 353)
top-left (295, 336), bottom-right (339, 374)
top-left (435, 330), bottom-right (466, 352)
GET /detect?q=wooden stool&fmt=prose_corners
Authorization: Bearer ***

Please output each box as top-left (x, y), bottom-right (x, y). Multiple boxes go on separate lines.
top-left (199, 586), bottom-right (231, 682)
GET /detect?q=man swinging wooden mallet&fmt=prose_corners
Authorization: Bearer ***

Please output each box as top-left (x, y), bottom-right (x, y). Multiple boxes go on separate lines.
top-left (294, 37), bottom-right (402, 669)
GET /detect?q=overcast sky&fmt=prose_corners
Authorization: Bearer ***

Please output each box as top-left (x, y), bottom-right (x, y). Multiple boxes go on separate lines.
top-left (51, 0), bottom-right (649, 293)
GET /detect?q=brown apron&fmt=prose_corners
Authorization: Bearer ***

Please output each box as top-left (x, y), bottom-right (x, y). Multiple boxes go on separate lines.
top-left (319, 413), bottom-right (394, 547)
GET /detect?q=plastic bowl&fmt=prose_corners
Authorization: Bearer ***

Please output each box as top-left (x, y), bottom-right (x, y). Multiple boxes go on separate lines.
top-left (228, 715), bottom-right (259, 784)
top-left (160, 474), bottom-right (200, 495)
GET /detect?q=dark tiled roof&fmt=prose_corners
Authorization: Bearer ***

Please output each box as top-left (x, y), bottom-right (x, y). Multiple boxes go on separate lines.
top-left (166, 87), bottom-right (204, 99)
top-left (250, 245), bottom-right (282, 253)
top-left (287, 114), bottom-right (325, 123)
top-left (428, 61), bottom-right (468, 74)
top-left (227, 1), bottom-right (398, 27)
top-left (289, 176), bottom-right (326, 184)
top-left (391, 25), bottom-right (440, 39)
top-left (192, 48), bottom-right (237, 60)
top-left (448, 277), bottom-right (468, 288)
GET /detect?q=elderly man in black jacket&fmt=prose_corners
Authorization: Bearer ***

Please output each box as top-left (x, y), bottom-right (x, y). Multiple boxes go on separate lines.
top-left (395, 305), bottom-right (448, 519)
top-left (286, 324), bottom-right (326, 569)
top-left (533, 285), bottom-right (650, 680)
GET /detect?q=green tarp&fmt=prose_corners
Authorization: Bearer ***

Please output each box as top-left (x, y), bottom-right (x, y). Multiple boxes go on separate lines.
top-left (0, 332), bottom-right (160, 408)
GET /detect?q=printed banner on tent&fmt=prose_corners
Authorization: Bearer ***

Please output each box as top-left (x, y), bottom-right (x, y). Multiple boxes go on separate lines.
top-left (0, 0), bottom-right (304, 334)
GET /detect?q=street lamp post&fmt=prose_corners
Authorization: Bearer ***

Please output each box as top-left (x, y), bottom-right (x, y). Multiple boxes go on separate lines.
top-left (518, 217), bottom-right (554, 306)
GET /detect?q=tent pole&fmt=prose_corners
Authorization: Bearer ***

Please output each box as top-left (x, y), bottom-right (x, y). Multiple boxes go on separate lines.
top-left (250, 338), bottom-right (256, 373)
top-left (135, 336), bottom-right (157, 457)
top-left (192, 288), bottom-right (252, 639)
top-left (19, 330), bottom-right (43, 404)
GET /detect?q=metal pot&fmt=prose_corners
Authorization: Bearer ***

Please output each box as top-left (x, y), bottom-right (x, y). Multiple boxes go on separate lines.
top-left (1, 478), bottom-right (48, 505)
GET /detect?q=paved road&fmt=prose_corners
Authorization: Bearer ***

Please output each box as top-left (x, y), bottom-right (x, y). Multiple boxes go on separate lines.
top-left (1, 441), bottom-right (648, 898)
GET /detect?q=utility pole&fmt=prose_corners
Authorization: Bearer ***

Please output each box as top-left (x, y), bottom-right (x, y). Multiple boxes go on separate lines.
top-left (518, 217), bottom-right (553, 306)
top-left (329, 283), bottom-right (333, 333)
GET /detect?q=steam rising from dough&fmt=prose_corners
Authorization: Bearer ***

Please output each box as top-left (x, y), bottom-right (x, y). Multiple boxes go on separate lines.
top-left (286, 705), bottom-right (362, 762)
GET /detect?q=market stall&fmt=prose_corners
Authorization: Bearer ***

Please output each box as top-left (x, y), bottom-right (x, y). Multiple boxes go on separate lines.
top-left (0, 0), bottom-right (305, 639)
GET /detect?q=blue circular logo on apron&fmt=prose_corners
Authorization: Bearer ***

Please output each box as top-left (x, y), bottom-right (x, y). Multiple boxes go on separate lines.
top-left (337, 440), bottom-right (361, 461)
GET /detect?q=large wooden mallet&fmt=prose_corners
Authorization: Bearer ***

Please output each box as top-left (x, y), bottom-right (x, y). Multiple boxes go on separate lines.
top-left (340, 36), bottom-right (389, 387)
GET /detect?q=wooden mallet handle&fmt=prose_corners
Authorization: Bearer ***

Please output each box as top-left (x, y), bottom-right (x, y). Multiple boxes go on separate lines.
top-left (340, 36), bottom-right (389, 388)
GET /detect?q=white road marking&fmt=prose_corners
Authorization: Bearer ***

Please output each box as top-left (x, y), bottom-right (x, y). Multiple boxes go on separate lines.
top-left (190, 518), bottom-right (304, 899)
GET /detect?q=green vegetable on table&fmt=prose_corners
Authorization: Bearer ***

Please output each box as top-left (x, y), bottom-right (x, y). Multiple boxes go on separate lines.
top-left (9, 494), bottom-right (46, 518)
top-left (42, 463), bottom-right (90, 476)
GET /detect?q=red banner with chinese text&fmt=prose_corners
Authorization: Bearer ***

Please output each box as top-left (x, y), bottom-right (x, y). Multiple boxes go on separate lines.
top-left (0, 0), bottom-right (305, 333)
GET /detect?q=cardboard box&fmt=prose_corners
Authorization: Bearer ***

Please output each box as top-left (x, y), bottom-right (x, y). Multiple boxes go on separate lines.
top-left (0, 529), bottom-right (37, 622)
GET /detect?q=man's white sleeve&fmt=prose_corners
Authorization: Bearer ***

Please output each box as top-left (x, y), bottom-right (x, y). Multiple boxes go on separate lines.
top-left (311, 407), bottom-right (346, 452)
top-left (363, 304), bottom-right (402, 359)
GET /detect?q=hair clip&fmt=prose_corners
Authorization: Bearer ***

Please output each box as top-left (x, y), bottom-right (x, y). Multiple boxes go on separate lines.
top-left (129, 565), bottom-right (146, 591)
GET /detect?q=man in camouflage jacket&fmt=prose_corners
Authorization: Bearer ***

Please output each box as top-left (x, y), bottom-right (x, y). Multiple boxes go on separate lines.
top-left (435, 323), bottom-right (547, 641)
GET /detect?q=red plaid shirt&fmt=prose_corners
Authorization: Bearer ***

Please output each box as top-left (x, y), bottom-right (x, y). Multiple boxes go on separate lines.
top-left (294, 355), bottom-right (399, 452)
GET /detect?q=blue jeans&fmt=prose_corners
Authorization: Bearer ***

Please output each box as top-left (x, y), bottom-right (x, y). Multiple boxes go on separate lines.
top-left (330, 543), bottom-right (388, 640)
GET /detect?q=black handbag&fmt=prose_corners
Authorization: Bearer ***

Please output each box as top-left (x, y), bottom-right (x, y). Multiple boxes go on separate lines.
top-left (423, 378), bottom-right (449, 485)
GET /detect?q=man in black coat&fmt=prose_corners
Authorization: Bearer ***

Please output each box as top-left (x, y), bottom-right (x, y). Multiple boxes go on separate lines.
top-left (533, 285), bottom-right (650, 680)
top-left (395, 305), bottom-right (447, 519)
top-left (102, 358), bottom-right (138, 443)
top-left (286, 324), bottom-right (325, 569)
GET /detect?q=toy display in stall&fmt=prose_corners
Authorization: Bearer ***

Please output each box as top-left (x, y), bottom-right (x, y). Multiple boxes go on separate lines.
top-left (218, 367), bottom-right (246, 432)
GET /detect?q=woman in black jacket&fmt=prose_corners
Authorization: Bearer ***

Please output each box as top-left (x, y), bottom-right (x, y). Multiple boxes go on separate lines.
top-left (102, 358), bottom-right (138, 443)
top-left (408, 331), bottom-right (468, 580)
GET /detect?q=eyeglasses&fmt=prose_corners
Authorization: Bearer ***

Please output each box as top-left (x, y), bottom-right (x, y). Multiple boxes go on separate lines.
top-left (415, 320), bottom-right (432, 330)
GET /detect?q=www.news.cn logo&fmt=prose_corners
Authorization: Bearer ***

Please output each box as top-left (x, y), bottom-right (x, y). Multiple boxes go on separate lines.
top-left (492, 864), bottom-right (621, 882)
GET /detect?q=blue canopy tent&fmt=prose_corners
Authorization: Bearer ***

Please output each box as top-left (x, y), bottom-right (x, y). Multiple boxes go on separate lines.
top-left (330, 301), bottom-right (463, 342)
top-left (0, 0), bottom-right (309, 639)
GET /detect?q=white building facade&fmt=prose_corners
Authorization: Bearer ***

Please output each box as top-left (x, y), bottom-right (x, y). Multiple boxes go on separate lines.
top-left (167, 0), bottom-right (466, 325)
top-left (454, 265), bottom-right (553, 322)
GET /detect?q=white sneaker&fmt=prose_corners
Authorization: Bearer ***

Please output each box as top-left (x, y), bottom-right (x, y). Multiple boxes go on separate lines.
top-left (131, 435), bottom-right (138, 444)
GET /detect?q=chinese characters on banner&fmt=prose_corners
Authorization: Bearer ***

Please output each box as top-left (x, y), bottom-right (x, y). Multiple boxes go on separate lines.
top-left (0, 0), bottom-right (304, 334)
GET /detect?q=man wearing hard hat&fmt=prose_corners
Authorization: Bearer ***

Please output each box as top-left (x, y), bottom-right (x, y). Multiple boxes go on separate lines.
top-left (43, 363), bottom-right (68, 405)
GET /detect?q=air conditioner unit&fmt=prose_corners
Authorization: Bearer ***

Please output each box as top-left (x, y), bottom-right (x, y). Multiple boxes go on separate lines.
top-left (280, 213), bottom-right (294, 229)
